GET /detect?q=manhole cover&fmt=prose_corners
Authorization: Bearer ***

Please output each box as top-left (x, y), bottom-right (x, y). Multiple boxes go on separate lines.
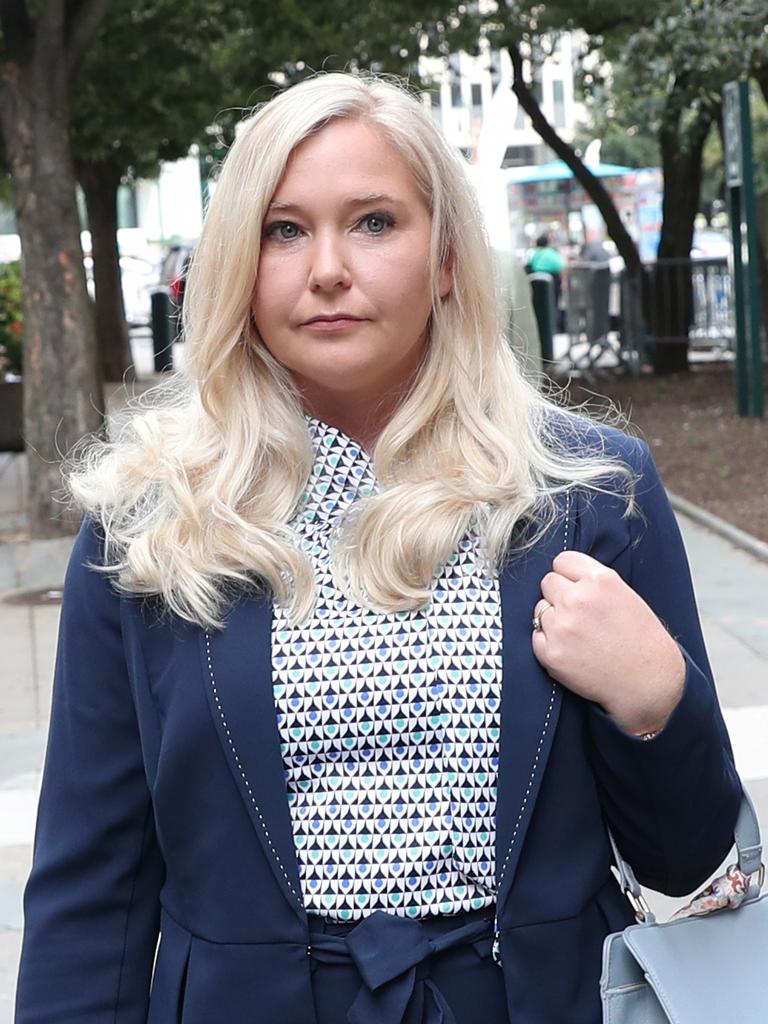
top-left (2, 587), bottom-right (63, 607)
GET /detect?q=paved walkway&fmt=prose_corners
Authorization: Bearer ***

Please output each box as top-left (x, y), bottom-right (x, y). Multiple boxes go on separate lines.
top-left (0, 361), bottom-right (766, 1017)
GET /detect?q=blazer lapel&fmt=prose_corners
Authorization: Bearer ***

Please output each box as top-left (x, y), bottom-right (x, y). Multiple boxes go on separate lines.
top-left (199, 594), bottom-right (306, 926)
top-left (494, 522), bottom-right (568, 917)
top-left (198, 498), bottom-right (574, 928)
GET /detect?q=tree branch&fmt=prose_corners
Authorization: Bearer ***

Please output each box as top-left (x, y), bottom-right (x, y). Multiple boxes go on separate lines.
top-left (0, 0), bottom-right (34, 59)
top-left (65, 0), bottom-right (111, 79)
top-left (506, 40), bottom-right (641, 275)
top-left (33, 0), bottom-right (65, 84)
top-left (578, 12), bottom-right (654, 39)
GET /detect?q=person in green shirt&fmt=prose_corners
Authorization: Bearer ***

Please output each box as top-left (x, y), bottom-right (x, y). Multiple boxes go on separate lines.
top-left (527, 232), bottom-right (565, 329)
top-left (527, 232), bottom-right (564, 276)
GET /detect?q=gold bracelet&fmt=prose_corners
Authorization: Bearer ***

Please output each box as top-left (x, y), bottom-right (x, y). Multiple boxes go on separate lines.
top-left (639, 729), bottom-right (662, 742)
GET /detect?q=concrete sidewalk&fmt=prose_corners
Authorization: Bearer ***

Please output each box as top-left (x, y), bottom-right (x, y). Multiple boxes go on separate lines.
top-left (1, 447), bottom-right (767, 1019)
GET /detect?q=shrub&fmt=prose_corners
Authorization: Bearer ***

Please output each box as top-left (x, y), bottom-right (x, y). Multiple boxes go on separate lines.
top-left (0, 261), bottom-right (23, 378)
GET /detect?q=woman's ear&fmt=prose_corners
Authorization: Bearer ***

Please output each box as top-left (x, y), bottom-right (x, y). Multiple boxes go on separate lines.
top-left (437, 250), bottom-right (454, 299)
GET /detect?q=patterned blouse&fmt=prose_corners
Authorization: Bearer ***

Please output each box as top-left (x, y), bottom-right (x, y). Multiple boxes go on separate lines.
top-left (271, 417), bottom-right (503, 921)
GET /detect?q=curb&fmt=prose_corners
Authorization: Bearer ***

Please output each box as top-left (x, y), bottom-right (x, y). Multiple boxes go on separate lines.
top-left (0, 535), bottom-right (73, 593)
top-left (669, 491), bottom-right (768, 564)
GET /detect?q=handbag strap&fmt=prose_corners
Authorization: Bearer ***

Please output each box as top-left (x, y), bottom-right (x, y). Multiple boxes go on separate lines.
top-left (733, 790), bottom-right (763, 881)
top-left (608, 790), bottom-right (764, 924)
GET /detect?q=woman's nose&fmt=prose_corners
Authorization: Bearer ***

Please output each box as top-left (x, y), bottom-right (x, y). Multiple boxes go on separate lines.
top-left (308, 233), bottom-right (352, 292)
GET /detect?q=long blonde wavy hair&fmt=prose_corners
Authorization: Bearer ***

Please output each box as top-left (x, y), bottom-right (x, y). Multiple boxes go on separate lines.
top-left (69, 72), bottom-right (631, 630)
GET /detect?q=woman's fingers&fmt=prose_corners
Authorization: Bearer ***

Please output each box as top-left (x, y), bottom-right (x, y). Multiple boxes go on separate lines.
top-left (551, 549), bottom-right (609, 582)
top-left (531, 549), bottom-right (686, 734)
top-left (539, 570), bottom-right (571, 606)
top-left (541, 552), bottom-right (618, 612)
top-left (532, 599), bottom-right (553, 632)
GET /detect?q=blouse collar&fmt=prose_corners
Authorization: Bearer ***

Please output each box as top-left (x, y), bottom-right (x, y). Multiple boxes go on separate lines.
top-left (294, 416), bottom-right (377, 525)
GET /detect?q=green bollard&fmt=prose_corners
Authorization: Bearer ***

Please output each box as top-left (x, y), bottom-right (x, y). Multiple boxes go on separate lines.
top-left (150, 290), bottom-right (175, 373)
top-left (528, 273), bottom-right (556, 363)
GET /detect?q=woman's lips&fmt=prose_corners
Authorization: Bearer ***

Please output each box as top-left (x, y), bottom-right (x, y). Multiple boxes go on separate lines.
top-left (302, 317), bottom-right (367, 333)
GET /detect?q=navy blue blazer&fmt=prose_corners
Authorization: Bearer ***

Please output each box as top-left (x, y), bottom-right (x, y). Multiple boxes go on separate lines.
top-left (15, 428), bottom-right (742, 1023)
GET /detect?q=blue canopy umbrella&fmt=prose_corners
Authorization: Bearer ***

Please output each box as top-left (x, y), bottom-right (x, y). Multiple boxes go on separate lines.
top-left (503, 160), bottom-right (634, 184)
top-left (503, 160), bottom-right (637, 245)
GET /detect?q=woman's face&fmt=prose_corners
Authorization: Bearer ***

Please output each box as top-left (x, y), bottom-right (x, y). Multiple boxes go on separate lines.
top-left (251, 119), bottom-right (451, 416)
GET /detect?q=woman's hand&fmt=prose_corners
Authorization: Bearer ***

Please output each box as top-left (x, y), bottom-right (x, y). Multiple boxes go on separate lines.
top-left (531, 550), bottom-right (686, 736)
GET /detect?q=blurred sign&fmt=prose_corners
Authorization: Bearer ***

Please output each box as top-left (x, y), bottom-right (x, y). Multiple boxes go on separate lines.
top-left (723, 82), bottom-right (743, 188)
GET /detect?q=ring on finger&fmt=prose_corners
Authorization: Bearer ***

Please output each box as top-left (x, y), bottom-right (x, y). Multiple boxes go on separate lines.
top-left (532, 602), bottom-right (552, 632)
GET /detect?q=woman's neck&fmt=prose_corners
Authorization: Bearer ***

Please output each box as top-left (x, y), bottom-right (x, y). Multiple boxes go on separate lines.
top-left (302, 397), bottom-right (395, 452)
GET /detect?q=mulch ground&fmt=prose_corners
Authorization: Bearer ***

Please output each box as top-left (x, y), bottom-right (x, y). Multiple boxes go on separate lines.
top-left (559, 361), bottom-right (768, 545)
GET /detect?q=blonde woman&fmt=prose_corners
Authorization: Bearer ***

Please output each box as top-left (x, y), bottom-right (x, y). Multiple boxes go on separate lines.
top-left (16, 74), bottom-right (741, 1024)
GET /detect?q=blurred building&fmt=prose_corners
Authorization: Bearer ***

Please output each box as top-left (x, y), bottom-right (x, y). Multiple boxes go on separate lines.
top-left (0, 36), bottom-right (587, 257)
top-left (420, 35), bottom-right (586, 169)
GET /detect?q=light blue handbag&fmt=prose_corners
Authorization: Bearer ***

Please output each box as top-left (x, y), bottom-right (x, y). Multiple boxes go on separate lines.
top-left (601, 792), bottom-right (767, 1023)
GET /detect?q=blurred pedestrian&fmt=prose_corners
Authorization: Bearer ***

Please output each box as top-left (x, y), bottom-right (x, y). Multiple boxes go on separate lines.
top-left (526, 232), bottom-right (565, 330)
top-left (15, 73), bottom-right (742, 1024)
top-left (580, 235), bottom-right (611, 263)
top-left (526, 231), bottom-right (565, 278)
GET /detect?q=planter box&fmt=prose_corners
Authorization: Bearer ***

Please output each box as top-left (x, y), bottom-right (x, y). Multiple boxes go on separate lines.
top-left (0, 380), bottom-right (23, 451)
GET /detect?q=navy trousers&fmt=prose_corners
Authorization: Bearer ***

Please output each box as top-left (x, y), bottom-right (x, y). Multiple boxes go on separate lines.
top-left (308, 906), bottom-right (511, 1024)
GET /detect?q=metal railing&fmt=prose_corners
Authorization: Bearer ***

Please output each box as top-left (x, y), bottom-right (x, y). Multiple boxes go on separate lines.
top-left (688, 259), bottom-right (734, 352)
top-left (560, 257), bottom-right (735, 373)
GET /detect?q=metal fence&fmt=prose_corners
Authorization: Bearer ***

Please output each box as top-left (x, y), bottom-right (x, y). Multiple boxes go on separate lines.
top-left (562, 263), bottom-right (617, 371)
top-left (561, 257), bottom-right (735, 372)
top-left (687, 259), bottom-right (734, 352)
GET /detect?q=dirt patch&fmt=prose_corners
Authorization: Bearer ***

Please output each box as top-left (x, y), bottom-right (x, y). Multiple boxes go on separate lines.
top-left (560, 362), bottom-right (768, 544)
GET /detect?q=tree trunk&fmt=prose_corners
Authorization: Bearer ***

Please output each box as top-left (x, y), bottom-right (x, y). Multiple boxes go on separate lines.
top-left (78, 159), bottom-right (134, 383)
top-left (0, 57), bottom-right (104, 537)
top-left (644, 99), bottom-right (717, 374)
top-left (506, 41), bottom-right (642, 277)
top-left (657, 114), bottom-right (714, 261)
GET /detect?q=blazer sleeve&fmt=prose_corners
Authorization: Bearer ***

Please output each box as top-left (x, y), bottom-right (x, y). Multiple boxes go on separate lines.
top-left (584, 436), bottom-right (743, 897)
top-left (15, 519), bottom-right (164, 1023)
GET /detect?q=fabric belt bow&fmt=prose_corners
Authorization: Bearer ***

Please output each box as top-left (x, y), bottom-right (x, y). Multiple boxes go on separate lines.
top-left (308, 909), bottom-right (494, 1024)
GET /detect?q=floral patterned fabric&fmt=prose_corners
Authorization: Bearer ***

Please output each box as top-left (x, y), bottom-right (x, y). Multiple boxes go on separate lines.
top-left (673, 866), bottom-right (751, 919)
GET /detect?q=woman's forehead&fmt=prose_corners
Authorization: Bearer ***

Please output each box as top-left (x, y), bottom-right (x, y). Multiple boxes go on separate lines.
top-left (271, 120), bottom-right (425, 206)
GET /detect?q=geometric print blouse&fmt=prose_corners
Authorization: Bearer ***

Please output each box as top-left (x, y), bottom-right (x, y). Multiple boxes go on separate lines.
top-left (271, 417), bottom-right (503, 922)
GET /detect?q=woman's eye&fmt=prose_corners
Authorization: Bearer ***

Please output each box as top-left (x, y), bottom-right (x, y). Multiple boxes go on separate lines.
top-left (266, 221), bottom-right (301, 241)
top-left (361, 212), bottom-right (394, 234)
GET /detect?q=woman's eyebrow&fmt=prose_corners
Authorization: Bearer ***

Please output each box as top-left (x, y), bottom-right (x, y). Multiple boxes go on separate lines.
top-left (346, 192), bottom-right (401, 208)
top-left (267, 193), bottom-right (402, 213)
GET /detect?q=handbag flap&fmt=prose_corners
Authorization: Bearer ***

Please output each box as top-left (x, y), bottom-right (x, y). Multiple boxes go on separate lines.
top-left (622, 892), bottom-right (768, 1023)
